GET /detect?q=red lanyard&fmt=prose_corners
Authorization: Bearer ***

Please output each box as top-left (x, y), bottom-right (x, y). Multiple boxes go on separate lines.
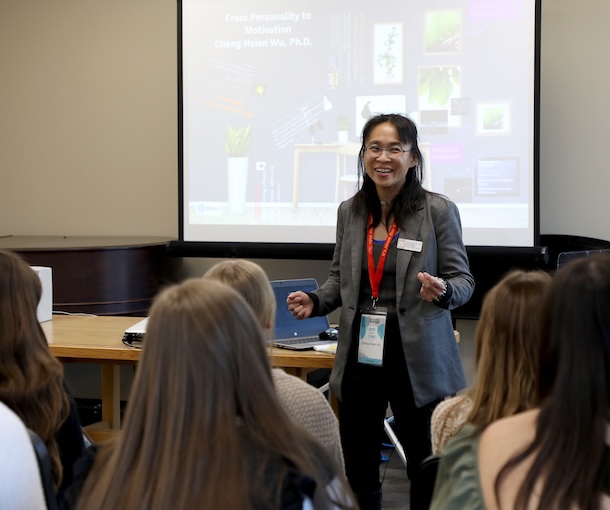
top-left (367, 213), bottom-right (397, 309)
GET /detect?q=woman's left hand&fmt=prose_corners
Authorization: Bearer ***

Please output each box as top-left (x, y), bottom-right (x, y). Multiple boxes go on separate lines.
top-left (417, 272), bottom-right (446, 302)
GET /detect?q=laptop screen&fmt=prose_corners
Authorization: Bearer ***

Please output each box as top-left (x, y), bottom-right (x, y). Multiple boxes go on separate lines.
top-left (557, 249), bottom-right (610, 270)
top-left (271, 279), bottom-right (330, 340)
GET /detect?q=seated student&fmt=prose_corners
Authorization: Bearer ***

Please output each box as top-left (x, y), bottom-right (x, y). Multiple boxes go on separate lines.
top-left (0, 250), bottom-right (84, 495)
top-left (203, 259), bottom-right (344, 472)
top-left (430, 253), bottom-right (610, 510)
top-left (70, 279), bottom-right (354, 510)
top-left (430, 269), bottom-right (552, 454)
top-left (0, 401), bottom-right (47, 510)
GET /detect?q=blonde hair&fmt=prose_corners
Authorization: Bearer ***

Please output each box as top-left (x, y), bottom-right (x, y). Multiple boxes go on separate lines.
top-left (77, 279), bottom-right (346, 510)
top-left (467, 269), bottom-right (552, 427)
top-left (203, 259), bottom-right (276, 331)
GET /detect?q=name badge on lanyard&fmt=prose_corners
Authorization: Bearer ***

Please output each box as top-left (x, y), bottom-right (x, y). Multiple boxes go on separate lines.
top-left (358, 307), bottom-right (387, 366)
top-left (358, 214), bottom-right (397, 366)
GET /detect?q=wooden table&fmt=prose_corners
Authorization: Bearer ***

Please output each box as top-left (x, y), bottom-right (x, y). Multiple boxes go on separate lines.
top-left (43, 315), bottom-right (336, 429)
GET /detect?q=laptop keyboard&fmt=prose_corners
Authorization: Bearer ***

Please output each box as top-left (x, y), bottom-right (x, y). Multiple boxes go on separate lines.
top-left (277, 336), bottom-right (320, 345)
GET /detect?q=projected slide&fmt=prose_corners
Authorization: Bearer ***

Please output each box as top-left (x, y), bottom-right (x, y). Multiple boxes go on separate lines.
top-left (181, 0), bottom-right (537, 247)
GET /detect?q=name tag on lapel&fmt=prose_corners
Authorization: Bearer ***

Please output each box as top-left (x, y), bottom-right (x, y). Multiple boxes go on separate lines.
top-left (397, 238), bottom-right (423, 252)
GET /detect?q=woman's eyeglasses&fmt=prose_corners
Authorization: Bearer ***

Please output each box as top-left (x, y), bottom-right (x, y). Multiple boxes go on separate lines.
top-left (365, 146), bottom-right (412, 159)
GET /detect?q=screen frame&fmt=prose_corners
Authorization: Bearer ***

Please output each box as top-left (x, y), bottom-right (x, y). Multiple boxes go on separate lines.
top-left (174, 0), bottom-right (542, 259)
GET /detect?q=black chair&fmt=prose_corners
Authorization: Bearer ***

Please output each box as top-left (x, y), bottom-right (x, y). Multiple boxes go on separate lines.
top-left (409, 454), bottom-right (441, 510)
top-left (27, 429), bottom-right (58, 510)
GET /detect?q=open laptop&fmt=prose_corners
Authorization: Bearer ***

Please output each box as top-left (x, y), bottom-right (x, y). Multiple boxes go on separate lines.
top-left (271, 278), bottom-right (337, 350)
top-left (557, 248), bottom-right (610, 270)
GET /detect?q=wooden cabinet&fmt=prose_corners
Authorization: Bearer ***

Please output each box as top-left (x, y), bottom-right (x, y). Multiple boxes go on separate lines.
top-left (1, 236), bottom-right (181, 315)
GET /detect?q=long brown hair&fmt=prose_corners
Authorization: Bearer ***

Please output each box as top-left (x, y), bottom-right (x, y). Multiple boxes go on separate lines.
top-left (496, 254), bottom-right (610, 510)
top-left (467, 269), bottom-right (552, 428)
top-left (77, 279), bottom-right (350, 510)
top-left (0, 249), bottom-right (70, 484)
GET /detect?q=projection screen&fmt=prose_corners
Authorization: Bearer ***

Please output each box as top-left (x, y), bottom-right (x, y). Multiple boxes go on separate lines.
top-left (179, 0), bottom-right (540, 253)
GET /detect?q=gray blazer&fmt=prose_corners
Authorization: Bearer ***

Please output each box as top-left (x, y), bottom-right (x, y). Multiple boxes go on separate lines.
top-left (313, 193), bottom-right (474, 407)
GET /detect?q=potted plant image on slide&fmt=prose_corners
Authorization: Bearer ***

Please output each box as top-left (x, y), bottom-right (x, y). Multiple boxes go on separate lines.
top-left (225, 125), bottom-right (251, 215)
top-left (337, 115), bottom-right (350, 143)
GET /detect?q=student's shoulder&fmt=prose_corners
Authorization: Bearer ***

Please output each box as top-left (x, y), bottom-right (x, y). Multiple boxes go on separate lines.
top-left (431, 395), bottom-right (474, 453)
top-left (272, 369), bottom-right (336, 426)
top-left (480, 408), bottom-right (539, 453)
top-left (272, 368), bottom-right (308, 388)
top-left (433, 395), bottom-right (472, 421)
top-left (478, 409), bottom-right (539, 508)
top-left (272, 369), bottom-right (326, 400)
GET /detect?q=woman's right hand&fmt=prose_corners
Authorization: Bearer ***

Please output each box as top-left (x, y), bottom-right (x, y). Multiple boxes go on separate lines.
top-left (286, 291), bottom-right (314, 319)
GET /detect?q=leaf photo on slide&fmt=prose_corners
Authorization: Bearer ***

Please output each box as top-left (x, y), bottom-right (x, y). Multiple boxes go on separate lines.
top-left (424, 10), bottom-right (462, 54)
top-left (483, 107), bottom-right (504, 130)
top-left (419, 66), bottom-right (461, 107)
top-left (476, 101), bottom-right (512, 135)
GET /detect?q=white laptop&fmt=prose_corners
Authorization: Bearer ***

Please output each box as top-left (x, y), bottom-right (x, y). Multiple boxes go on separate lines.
top-left (122, 317), bottom-right (148, 348)
top-left (270, 278), bottom-right (337, 350)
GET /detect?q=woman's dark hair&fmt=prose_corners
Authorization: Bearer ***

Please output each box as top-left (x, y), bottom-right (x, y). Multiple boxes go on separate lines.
top-left (495, 253), bottom-right (610, 510)
top-left (352, 113), bottom-right (426, 228)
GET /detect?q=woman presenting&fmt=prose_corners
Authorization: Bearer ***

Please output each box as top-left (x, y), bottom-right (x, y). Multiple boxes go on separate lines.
top-left (287, 113), bottom-right (474, 510)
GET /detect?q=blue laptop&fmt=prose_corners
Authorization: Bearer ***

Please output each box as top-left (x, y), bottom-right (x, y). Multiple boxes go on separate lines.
top-left (271, 278), bottom-right (336, 350)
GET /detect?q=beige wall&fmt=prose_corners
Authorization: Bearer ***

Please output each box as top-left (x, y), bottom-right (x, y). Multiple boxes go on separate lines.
top-left (539, 1), bottom-right (610, 241)
top-left (0, 0), bottom-right (176, 238)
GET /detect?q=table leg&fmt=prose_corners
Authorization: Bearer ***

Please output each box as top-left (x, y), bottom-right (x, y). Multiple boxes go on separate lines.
top-left (101, 365), bottom-right (121, 429)
top-left (330, 392), bottom-right (339, 416)
top-left (283, 367), bottom-right (306, 380)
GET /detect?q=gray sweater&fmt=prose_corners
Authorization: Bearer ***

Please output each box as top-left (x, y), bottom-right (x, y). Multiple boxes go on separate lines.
top-left (272, 368), bottom-right (344, 473)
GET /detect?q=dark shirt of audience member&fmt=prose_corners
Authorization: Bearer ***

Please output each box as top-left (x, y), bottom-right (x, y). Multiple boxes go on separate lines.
top-left (0, 249), bottom-right (85, 494)
top-left (69, 279), bottom-right (354, 510)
